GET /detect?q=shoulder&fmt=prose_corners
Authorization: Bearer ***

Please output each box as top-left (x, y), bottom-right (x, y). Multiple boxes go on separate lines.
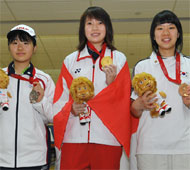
top-left (64, 51), bottom-right (78, 66)
top-left (180, 53), bottom-right (190, 65)
top-left (113, 50), bottom-right (126, 58)
top-left (65, 51), bottom-right (78, 60)
top-left (35, 68), bottom-right (53, 83)
top-left (113, 50), bottom-right (127, 63)
top-left (132, 53), bottom-right (154, 76)
top-left (182, 54), bottom-right (190, 60)
top-left (134, 56), bottom-right (151, 69)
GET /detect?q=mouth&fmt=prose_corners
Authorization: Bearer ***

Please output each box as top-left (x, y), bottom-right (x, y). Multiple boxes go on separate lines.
top-left (16, 53), bottom-right (25, 56)
top-left (162, 38), bottom-right (171, 43)
top-left (91, 33), bottom-right (100, 37)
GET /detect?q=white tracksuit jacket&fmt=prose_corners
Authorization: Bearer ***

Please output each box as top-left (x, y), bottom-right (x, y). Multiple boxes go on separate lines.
top-left (131, 52), bottom-right (190, 155)
top-left (54, 45), bottom-right (127, 146)
top-left (0, 63), bottom-right (55, 168)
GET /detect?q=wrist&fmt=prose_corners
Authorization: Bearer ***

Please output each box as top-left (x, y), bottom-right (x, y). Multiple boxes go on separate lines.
top-left (131, 99), bottom-right (143, 118)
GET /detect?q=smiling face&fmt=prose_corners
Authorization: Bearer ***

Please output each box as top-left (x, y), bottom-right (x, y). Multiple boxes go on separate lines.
top-left (154, 23), bottom-right (179, 56)
top-left (9, 37), bottom-right (36, 65)
top-left (85, 17), bottom-right (106, 51)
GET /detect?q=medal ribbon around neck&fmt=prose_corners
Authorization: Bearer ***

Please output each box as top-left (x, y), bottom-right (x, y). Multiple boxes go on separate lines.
top-left (87, 41), bottom-right (113, 71)
top-left (10, 68), bottom-right (45, 89)
top-left (157, 51), bottom-right (181, 85)
top-left (87, 41), bottom-right (107, 57)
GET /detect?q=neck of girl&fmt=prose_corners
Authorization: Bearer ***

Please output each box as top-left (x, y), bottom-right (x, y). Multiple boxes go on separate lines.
top-left (158, 47), bottom-right (176, 58)
top-left (14, 62), bottom-right (30, 75)
top-left (92, 42), bottom-right (103, 52)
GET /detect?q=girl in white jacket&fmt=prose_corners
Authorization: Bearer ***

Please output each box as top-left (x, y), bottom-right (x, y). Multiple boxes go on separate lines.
top-left (53, 6), bottom-right (131, 170)
top-left (131, 10), bottom-right (190, 170)
top-left (0, 24), bottom-right (55, 169)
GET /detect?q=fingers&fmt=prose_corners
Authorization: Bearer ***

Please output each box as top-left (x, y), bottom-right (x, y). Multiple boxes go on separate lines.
top-left (33, 82), bottom-right (43, 93)
top-left (32, 82), bottom-right (44, 102)
top-left (182, 88), bottom-right (190, 106)
top-left (181, 85), bottom-right (190, 107)
top-left (103, 65), bottom-right (117, 75)
top-left (186, 85), bottom-right (190, 96)
top-left (141, 91), bottom-right (157, 110)
top-left (72, 102), bottom-right (86, 116)
top-left (103, 65), bottom-right (117, 85)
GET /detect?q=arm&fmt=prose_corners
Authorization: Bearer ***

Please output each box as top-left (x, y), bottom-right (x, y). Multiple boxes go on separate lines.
top-left (33, 76), bottom-right (55, 124)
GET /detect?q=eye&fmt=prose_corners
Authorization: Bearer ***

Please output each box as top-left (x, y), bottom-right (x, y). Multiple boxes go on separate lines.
top-left (169, 26), bottom-right (176, 30)
top-left (98, 21), bottom-right (103, 24)
top-left (11, 40), bottom-right (17, 45)
top-left (156, 27), bottom-right (163, 30)
top-left (86, 21), bottom-right (92, 25)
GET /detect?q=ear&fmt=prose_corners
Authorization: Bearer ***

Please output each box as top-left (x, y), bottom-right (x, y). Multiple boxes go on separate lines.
top-left (33, 46), bottom-right (37, 53)
top-left (177, 33), bottom-right (180, 38)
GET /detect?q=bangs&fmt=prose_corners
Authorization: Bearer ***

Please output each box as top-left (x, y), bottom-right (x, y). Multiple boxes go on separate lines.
top-left (86, 13), bottom-right (104, 22)
top-left (85, 8), bottom-right (107, 23)
top-left (155, 12), bottom-right (177, 26)
top-left (8, 30), bottom-right (36, 46)
top-left (8, 31), bottom-right (31, 42)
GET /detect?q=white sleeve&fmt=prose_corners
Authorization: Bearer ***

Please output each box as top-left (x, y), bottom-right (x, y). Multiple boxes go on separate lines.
top-left (32, 76), bottom-right (55, 124)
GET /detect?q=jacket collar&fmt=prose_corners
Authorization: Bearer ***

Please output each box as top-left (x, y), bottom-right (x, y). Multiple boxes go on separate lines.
top-left (77, 45), bottom-right (112, 61)
top-left (8, 61), bottom-right (35, 77)
top-left (150, 51), bottom-right (184, 65)
top-left (77, 45), bottom-right (92, 61)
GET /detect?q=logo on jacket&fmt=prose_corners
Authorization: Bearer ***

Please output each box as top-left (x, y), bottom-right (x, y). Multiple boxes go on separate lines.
top-left (180, 71), bottom-right (190, 83)
top-left (75, 68), bottom-right (81, 74)
top-left (181, 71), bottom-right (189, 78)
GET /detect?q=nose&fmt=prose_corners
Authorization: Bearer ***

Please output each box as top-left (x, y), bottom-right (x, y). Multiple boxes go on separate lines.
top-left (163, 28), bottom-right (169, 35)
top-left (18, 43), bottom-right (23, 50)
top-left (92, 23), bottom-right (98, 30)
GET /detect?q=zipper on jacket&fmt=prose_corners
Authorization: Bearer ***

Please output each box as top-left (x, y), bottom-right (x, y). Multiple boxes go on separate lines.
top-left (14, 79), bottom-right (20, 168)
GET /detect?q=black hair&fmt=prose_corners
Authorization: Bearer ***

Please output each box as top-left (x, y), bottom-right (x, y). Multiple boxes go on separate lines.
top-left (77, 6), bottom-right (116, 51)
top-left (7, 30), bottom-right (36, 46)
top-left (150, 10), bottom-right (183, 53)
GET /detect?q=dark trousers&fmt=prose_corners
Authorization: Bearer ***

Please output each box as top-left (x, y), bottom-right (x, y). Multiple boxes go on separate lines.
top-left (0, 164), bottom-right (48, 170)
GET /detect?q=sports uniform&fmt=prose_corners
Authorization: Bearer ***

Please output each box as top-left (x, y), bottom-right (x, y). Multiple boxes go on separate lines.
top-left (55, 45), bottom-right (125, 144)
top-left (53, 44), bottom-right (133, 169)
top-left (131, 52), bottom-right (190, 169)
top-left (0, 63), bottom-right (55, 168)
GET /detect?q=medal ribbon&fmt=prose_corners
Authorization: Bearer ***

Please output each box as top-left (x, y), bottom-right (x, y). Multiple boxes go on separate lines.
top-left (87, 41), bottom-right (113, 71)
top-left (157, 52), bottom-right (181, 85)
top-left (10, 68), bottom-right (45, 89)
top-left (87, 41), bottom-right (107, 57)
